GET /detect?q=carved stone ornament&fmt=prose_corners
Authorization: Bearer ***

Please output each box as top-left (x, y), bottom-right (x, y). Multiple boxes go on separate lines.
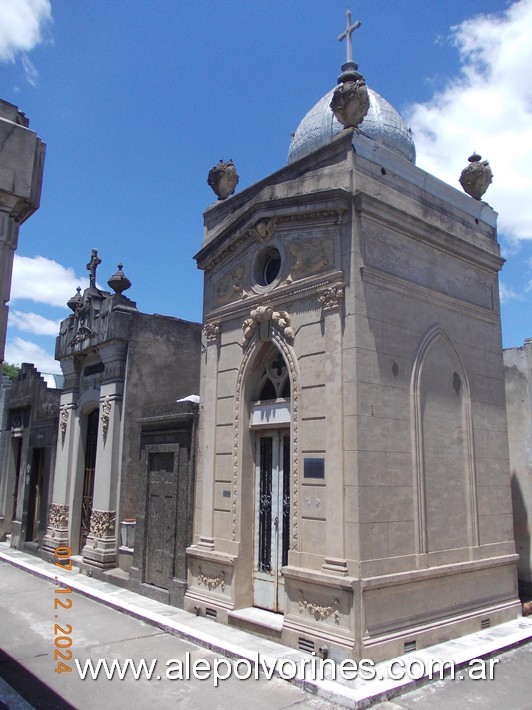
top-left (298, 591), bottom-right (340, 623)
top-left (107, 263), bottom-right (132, 295)
top-left (215, 265), bottom-right (248, 305)
top-left (202, 321), bottom-right (221, 341)
top-left (49, 504), bottom-right (69, 536)
top-left (242, 306), bottom-right (294, 345)
top-left (330, 78), bottom-right (370, 128)
top-left (59, 404), bottom-right (69, 444)
top-left (318, 284), bottom-right (344, 311)
top-left (197, 566), bottom-right (225, 592)
top-left (68, 324), bottom-right (96, 347)
top-left (207, 159), bottom-right (239, 200)
top-left (90, 509), bottom-right (116, 543)
top-left (67, 286), bottom-right (82, 313)
top-left (101, 395), bottom-right (111, 440)
top-left (459, 153), bottom-right (493, 200)
top-left (288, 239), bottom-right (331, 278)
top-left (252, 217), bottom-right (277, 243)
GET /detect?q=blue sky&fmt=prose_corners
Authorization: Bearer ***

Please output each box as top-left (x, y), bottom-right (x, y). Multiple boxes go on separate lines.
top-left (1, 0), bottom-right (531, 374)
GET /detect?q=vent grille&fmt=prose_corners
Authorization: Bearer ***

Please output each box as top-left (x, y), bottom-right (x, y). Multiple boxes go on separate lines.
top-left (298, 637), bottom-right (315, 654)
top-left (481, 618), bottom-right (491, 630)
top-left (205, 607), bottom-right (217, 620)
top-left (404, 640), bottom-right (417, 654)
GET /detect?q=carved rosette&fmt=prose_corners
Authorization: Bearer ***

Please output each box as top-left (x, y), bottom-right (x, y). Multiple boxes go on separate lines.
top-left (242, 306), bottom-right (294, 346)
top-left (330, 78), bottom-right (369, 128)
top-left (48, 504), bottom-right (69, 537)
top-left (202, 321), bottom-right (221, 342)
top-left (197, 566), bottom-right (225, 592)
top-left (59, 404), bottom-right (69, 445)
top-left (318, 285), bottom-right (344, 311)
top-left (101, 395), bottom-right (111, 441)
top-left (90, 509), bottom-right (116, 544)
top-left (459, 153), bottom-right (493, 200)
top-left (298, 591), bottom-right (340, 624)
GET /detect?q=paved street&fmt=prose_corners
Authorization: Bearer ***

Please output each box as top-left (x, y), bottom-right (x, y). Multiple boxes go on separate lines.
top-left (0, 561), bottom-right (330, 710)
top-left (374, 643), bottom-right (532, 709)
top-left (2, 557), bottom-right (532, 710)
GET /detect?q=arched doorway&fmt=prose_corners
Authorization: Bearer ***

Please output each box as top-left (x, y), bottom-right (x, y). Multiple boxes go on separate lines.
top-left (250, 350), bottom-right (291, 612)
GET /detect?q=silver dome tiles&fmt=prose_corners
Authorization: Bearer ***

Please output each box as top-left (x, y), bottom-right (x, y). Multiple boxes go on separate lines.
top-left (288, 87), bottom-right (416, 165)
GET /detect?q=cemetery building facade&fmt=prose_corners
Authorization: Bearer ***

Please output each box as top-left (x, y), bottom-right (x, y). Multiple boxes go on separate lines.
top-left (0, 364), bottom-right (62, 553)
top-left (504, 339), bottom-right (532, 598)
top-left (42, 256), bottom-right (201, 602)
top-left (185, 45), bottom-right (520, 660)
top-left (0, 99), bottom-right (45, 365)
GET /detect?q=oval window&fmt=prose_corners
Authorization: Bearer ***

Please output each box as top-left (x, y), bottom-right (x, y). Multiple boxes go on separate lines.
top-left (255, 248), bottom-right (281, 287)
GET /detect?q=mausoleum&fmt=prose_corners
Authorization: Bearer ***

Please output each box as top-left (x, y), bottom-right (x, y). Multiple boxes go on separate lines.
top-left (185, 14), bottom-right (520, 660)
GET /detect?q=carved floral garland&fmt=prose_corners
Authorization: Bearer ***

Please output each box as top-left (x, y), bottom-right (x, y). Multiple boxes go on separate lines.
top-left (197, 566), bottom-right (225, 592)
top-left (298, 591), bottom-right (340, 623)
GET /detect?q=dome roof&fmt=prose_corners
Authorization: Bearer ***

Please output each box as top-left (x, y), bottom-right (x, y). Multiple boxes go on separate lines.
top-left (288, 86), bottom-right (416, 165)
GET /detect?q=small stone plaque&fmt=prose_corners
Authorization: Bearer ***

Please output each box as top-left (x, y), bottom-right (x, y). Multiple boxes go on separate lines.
top-left (304, 458), bottom-right (325, 479)
top-left (222, 490), bottom-right (231, 498)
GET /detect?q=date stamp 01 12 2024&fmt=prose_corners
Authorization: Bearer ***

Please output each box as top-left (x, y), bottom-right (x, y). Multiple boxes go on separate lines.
top-left (52, 546), bottom-right (74, 674)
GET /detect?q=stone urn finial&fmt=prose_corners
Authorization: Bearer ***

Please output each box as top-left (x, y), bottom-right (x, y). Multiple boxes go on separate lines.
top-left (207, 159), bottom-right (239, 200)
top-left (67, 286), bottom-right (82, 312)
top-left (329, 10), bottom-right (369, 128)
top-left (459, 153), bottom-right (493, 200)
top-left (108, 263), bottom-right (132, 295)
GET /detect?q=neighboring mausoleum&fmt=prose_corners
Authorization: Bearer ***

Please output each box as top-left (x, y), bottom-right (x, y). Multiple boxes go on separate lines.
top-left (42, 253), bottom-right (202, 598)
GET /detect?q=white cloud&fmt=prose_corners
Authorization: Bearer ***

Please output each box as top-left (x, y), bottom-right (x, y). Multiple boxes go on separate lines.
top-left (0, 0), bottom-right (51, 62)
top-left (4, 336), bottom-right (61, 374)
top-left (499, 282), bottom-right (524, 302)
top-left (11, 255), bottom-right (90, 308)
top-left (8, 310), bottom-right (60, 336)
top-left (406, 0), bottom-right (532, 242)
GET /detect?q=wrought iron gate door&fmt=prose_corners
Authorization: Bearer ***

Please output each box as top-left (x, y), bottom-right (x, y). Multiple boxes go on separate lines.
top-left (80, 409), bottom-right (98, 551)
top-left (253, 432), bottom-right (290, 612)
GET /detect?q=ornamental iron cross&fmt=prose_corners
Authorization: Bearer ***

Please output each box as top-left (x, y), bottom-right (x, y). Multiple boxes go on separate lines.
top-left (338, 9), bottom-right (361, 64)
top-left (86, 248), bottom-right (101, 289)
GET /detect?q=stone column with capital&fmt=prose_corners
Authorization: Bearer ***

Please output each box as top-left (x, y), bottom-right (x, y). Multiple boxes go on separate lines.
top-left (42, 357), bottom-right (80, 558)
top-left (81, 341), bottom-right (127, 570)
top-left (0, 100), bottom-right (45, 363)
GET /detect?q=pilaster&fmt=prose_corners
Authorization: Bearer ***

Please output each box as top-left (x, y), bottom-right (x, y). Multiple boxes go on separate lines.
top-left (318, 285), bottom-right (347, 572)
top-left (81, 341), bottom-right (126, 569)
top-left (196, 322), bottom-right (220, 549)
top-left (42, 357), bottom-right (79, 556)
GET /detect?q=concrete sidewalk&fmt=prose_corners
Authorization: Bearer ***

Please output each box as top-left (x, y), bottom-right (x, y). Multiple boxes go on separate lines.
top-left (1, 543), bottom-right (531, 709)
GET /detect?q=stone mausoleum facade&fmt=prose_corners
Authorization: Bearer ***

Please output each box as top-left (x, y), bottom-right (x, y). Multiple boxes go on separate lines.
top-left (42, 255), bottom-right (201, 600)
top-left (185, 41), bottom-right (520, 660)
top-left (504, 339), bottom-right (532, 598)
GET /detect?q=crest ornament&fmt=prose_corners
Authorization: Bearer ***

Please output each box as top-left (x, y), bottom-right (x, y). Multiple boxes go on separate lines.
top-left (207, 159), bottom-right (239, 200)
top-left (459, 153), bottom-right (493, 200)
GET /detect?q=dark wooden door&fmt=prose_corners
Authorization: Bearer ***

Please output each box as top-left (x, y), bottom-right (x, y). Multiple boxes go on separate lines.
top-left (145, 451), bottom-right (177, 589)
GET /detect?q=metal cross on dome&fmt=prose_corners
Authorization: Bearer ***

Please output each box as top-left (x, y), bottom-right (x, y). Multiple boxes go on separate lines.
top-left (338, 9), bottom-right (361, 64)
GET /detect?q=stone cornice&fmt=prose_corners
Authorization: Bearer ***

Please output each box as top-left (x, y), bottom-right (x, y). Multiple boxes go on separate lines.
top-left (206, 269), bottom-right (345, 322)
top-left (196, 190), bottom-right (350, 272)
top-left (354, 191), bottom-right (503, 273)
